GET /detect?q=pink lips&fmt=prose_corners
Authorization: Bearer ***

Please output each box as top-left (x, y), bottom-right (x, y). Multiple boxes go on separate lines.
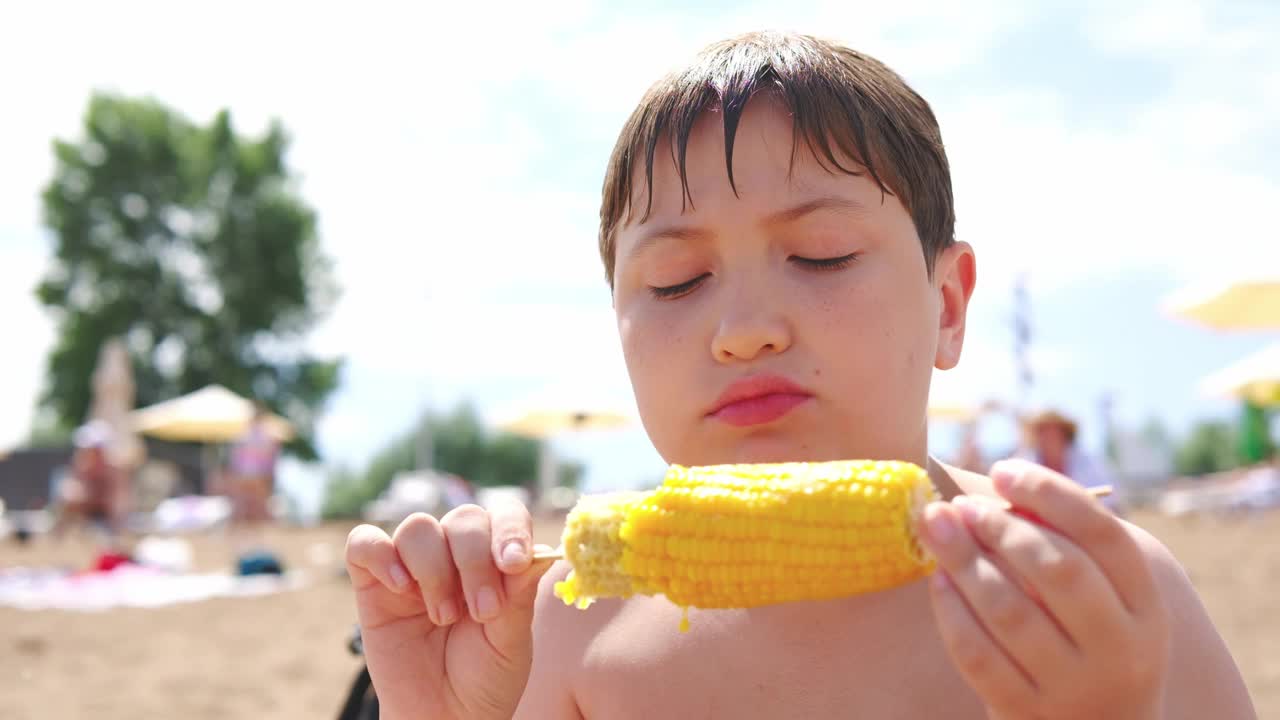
top-left (707, 374), bottom-right (814, 427)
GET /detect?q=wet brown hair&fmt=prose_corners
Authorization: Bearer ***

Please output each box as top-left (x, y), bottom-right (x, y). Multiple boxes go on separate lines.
top-left (598, 31), bottom-right (955, 287)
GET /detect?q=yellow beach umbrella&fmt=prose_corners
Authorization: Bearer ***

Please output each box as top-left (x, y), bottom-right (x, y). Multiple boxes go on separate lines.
top-left (495, 378), bottom-right (636, 440)
top-left (927, 401), bottom-right (983, 423)
top-left (130, 385), bottom-right (295, 443)
top-left (500, 408), bottom-right (632, 439)
top-left (1164, 278), bottom-right (1280, 331)
top-left (496, 384), bottom-right (635, 510)
top-left (1200, 342), bottom-right (1280, 407)
top-left (928, 368), bottom-right (1008, 423)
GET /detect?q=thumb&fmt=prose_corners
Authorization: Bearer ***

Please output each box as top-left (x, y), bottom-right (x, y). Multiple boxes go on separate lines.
top-left (502, 544), bottom-right (559, 610)
top-left (480, 546), bottom-right (559, 656)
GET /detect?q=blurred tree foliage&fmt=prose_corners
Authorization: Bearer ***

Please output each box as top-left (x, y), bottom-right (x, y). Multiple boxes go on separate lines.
top-left (36, 93), bottom-right (341, 458)
top-left (1173, 420), bottom-right (1242, 477)
top-left (322, 402), bottom-right (583, 519)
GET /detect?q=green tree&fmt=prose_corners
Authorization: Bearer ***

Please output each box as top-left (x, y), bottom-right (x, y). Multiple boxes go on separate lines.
top-left (37, 93), bottom-right (340, 458)
top-left (322, 402), bottom-right (584, 519)
top-left (1173, 421), bottom-right (1241, 477)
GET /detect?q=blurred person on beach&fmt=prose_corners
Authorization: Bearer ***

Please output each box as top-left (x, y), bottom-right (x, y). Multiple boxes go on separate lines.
top-left (1237, 449), bottom-right (1280, 514)
top-left (345, 31), bottom-right (1254, 719)
top-left (226, 402), bottom-right (280, 548)
top-left (1014, 409), bottom-right (1121, 514)
top-left (52, 420), bottom-right (128, 541)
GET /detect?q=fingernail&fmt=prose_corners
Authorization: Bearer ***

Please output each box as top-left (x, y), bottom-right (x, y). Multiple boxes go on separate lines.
top-left (474, 586), bottom-right (500, 621)
top-left (437, 597), bottom-right (459, 625)
top-left (501, 540), bottom-right (528, 569)
top-left (389, 562), bottom-right (410, 590)
top-left (924, 504), bottom-right (956, 545)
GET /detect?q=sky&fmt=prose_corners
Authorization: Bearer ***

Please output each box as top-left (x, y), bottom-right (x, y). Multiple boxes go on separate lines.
top-left (2, 0), bottom-right (1277, 514)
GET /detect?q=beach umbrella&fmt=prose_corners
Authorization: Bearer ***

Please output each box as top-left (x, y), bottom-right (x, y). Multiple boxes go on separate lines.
top-left (1199, 342), bottom-right (1280, 407)
top-left (130, 385), bottom-right (294, 443)
top-left (1163, 278), bottom-right (1280, 331)
top-left (500, 408), bottom-right (633, 438)
top-left (495, 384), bottom-right (634, 509)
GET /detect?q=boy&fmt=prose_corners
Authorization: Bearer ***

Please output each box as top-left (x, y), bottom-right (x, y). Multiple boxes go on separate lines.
top-left (346, 32), bottom-right (1255, 718)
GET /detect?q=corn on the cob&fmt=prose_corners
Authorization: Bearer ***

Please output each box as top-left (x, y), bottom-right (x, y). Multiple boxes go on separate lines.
top-left (553, 459), bottom-right (938, 631)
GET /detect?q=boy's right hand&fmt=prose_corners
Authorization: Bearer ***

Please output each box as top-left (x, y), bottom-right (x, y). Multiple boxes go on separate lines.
top-left (345, 501), bottom-right (556, 720)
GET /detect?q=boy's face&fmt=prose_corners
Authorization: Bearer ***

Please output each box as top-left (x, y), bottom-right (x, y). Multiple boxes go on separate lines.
top-left (611, 95), bottom-right (976, 467)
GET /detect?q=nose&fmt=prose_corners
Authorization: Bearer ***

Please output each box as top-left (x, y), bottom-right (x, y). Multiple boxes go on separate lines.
top-left (711, 286), bottom-right (793, 363)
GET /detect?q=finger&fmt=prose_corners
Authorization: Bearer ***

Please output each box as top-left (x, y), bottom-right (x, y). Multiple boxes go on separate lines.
top-left (346, 523), bottom-right (412, 593)
top-left (394, 513), bottom-right (460, 626)
top-left (443, 504), bottom-right (506, 624)
top-left (488, 499), bottom-right (534, 576)
top-left (919, 502), bottom-right (1075, 680)
top-left (990, 460), bottom-right (1157, 614)
top-left (928, 569), bottom-right (1037, 715)
top-left (955, 495), bottom-right (1129, 648)
top-left (952, 498), bottom-right (1043, 606)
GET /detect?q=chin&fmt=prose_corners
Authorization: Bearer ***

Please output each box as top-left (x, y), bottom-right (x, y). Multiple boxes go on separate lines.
top-left (715, 433), bottom-right (853, 466)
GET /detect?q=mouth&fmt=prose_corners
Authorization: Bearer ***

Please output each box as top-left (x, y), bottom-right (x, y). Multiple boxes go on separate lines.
top-left (707, 374), bottom-right (815, 427)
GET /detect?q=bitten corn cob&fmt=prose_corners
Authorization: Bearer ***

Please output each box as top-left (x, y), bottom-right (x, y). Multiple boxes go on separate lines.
top-left (553, 459), bottom-right (938, 631)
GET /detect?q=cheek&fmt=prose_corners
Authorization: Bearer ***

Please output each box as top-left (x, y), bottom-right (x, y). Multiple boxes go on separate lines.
top-left (807, 272), bottom-right (934, 409)
top-left (810, 275), bottom-right (931, 362)
top-left (618, 306), bottom-right (700, 462)
top-left (619, 305), bottom-right (691, 406)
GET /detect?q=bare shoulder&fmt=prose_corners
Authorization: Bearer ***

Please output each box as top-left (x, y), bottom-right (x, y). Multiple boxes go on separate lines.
top-left (519, 561), bottom-right (710, 719)
top-left (519, 560), bottom-right (678, 717)
top-left (529, 559), bottom-right (691, 658)
top-left (514, 561), bottom-right (607, 719)
top-left (1119, 522), bottom-right (1257, 719)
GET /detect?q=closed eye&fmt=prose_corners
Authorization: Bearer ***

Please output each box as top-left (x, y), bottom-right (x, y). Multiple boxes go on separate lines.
top-left (649, 272), bottom-right (710, 299)
top-left (790, 252), bottom-right (860, 271)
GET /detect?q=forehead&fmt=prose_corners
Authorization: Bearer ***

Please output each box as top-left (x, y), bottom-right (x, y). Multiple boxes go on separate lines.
top-left (622, 94), bottom-right (874, 230)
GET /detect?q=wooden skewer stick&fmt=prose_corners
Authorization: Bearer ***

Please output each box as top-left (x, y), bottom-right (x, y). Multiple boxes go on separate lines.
top-left (531, 485), bottom-right (1114, 563)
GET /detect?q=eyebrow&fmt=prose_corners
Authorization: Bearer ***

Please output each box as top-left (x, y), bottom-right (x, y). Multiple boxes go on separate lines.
top-left (764, 195), bottom-right (867, 225)
top-left (626, 195), bottom-right (866, 260)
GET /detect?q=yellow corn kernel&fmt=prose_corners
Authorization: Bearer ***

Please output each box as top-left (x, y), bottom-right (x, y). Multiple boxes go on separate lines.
top-left (552, 459), bottom-right (937, 630)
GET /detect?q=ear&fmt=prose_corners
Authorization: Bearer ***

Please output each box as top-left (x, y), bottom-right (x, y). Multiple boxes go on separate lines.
top-left (933, 241), bottom-right (977, 371)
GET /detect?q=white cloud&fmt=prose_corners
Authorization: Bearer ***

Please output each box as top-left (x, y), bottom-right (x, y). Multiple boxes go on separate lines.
top-left (941, 87), bottom-right (1280, 294)
top-left (1084, 0), bottom-right (1280, 152)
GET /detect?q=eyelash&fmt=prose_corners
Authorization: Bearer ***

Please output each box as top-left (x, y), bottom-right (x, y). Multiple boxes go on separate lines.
top-left (791, 252), bottom-right (860, 271)
top-left (647, 253), bottom-right (859, 299)
top-left (649, 273), bottom-right (710, 299)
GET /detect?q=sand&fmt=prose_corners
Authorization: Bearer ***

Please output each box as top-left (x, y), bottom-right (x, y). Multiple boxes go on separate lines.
top-left (1, 510), bottom-right (1275, 719)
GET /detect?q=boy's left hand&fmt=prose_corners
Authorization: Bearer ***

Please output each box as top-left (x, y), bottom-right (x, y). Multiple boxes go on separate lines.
top-left (918, 459), bottom-right (1172, 720)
